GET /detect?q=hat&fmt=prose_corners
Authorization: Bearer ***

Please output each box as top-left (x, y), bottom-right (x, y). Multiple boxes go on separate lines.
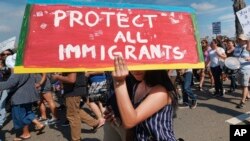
top-left (5, 53), bottom-right (16, 69)
top-left (238, 34), bottom-right (248, 41)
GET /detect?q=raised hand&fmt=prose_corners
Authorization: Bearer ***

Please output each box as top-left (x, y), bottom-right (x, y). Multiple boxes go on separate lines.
top-left (112, 56), bottom-right (129, 85)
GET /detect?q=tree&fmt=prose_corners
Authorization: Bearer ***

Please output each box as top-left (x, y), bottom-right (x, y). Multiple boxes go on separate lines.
top-left (233, 0), bottom-right (246, 37)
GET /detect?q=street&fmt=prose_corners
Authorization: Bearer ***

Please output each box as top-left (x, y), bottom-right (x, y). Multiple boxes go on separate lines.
top-left (1, 79), bottom-right (250, 141)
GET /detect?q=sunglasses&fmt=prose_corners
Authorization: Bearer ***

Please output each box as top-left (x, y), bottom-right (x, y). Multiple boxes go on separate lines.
top-left (0, 53), bottom-right (11, 56)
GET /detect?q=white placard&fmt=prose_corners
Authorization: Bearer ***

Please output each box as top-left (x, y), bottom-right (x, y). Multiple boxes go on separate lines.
top-left (0, 37), bottom-right (16, 53)
top-left (236, 6), bottom-right (250, 36)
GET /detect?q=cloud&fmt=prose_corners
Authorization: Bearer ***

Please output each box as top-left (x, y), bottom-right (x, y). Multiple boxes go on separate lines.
top-left (0, 25), bottom-right (12, 32)
top-left (218, 13), bottom-right (235, 22)
top-left (197, 6), bottom-right (233, 15)
top-left (154, 0), bottom-right (182, 5)
top-left (191, 2), bottom-right (216, 12)
top-left (0, 1), bottom-right (25, 41)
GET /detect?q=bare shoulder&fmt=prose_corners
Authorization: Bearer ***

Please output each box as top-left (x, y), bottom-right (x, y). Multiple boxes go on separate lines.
top-left (149, 85), bottom-right (168, 95)
top-left (149, 85), bottom-right (173, 104)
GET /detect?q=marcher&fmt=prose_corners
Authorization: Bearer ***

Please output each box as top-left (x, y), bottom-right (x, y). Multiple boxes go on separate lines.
top-left (111, 56), bottom-right (178, 141)
top-left (0, 54), bottom-right (45, 141)
top-left (225, 39), bottom-right (237, 93)
top-left (179, 69), bottom-right (197, 109)
top-left (199, 39), bottom-right (214, 91)
top-left (51, 72), bottom-right (103, 141)
top-left (35, 73), bottom-right (59, 124)
top-left (86, 71), bottom-right (106, 127)
top-left (0, 49), bottom-right (14, 128)
top-left (103, 72), bottom-right (137, 141)
top-left (208, 39), bottom-right (227, 97)
top-left (233, 34), bottom-right (250, 108)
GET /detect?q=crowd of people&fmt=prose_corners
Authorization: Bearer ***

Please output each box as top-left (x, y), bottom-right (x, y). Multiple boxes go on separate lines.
top-left (198, 34), bottom-right (250, 109)
top-left (0, 33), bottom-right (249, 141)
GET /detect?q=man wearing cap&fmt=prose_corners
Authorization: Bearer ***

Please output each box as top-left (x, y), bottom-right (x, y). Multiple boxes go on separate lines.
top-left (233, 34), bottom-right (250, 108)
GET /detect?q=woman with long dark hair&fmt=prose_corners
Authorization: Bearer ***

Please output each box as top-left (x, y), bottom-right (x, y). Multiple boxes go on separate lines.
top-left (112, 56), bottom-right (178, 141)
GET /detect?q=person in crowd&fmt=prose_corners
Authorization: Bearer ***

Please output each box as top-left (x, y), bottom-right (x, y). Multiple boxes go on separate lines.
top-left (111, 56), bottom-right (178, 141)
top-left (168, 69), bottom-right (181, 99)
top-left (208, 39), bottom-right (227, 97)
top-left (35, 73), bottom-right (59, 124)
top-left (216, 36), bottom-right (229, 81)
top-left (85, 71), bottom-right (106, 128)
top-left (1, 49), bottom-right (14, 61)
top-left (0, 49), bottom-right (14, 129)
top-left (179, 69), bottom-right (197, 109)
top-left (0, 59), bottom-right (8, 129)
top-left (225, 39), bottom-right (237, 93)
top-left (233, 34), bottom-right (250, 108)
top-left (216, 35), bottom-right (226, 49)
top-left (103, 72), bottom-right (138, 141)
top-left (192, 69), bottom-right (200, 84)
top-left (199, 39), bottom-right (214, 91)
top-left (51, 72), bottom-right (103, 141)
top-left (0, 54), bottom-right (45, 141)
top-left (49, 73), bottom-right (66, 111)
top-left (168, 69), bottom-right (177, 84)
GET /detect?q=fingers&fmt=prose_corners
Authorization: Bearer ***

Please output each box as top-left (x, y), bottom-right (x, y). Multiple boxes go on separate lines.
top-left (118, 55), bottom-right (127, 72)
top-left (113, 56), bottom-right (128, 75)
top-left (103, 108), bottom-right (115, 122)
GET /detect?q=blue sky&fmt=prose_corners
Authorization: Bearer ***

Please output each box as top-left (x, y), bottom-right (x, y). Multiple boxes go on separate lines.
top-left (0, 0), bottom-right (249, 42)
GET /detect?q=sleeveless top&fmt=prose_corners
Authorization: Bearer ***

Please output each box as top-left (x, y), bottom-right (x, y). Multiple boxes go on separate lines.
top-left (132, 84), bottom-right (176, 141)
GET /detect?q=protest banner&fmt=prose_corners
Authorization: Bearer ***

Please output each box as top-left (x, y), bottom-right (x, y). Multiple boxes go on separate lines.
top-left (236, 5), bottom-right (250, 36)
top-left (15, 0), bottom-right (204, 73)
top-left (0, 37), bottom-right (16, 54)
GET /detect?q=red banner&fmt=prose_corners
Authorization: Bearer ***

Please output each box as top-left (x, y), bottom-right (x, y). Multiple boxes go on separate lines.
top-left (22, 4), bottom-right (199, 70)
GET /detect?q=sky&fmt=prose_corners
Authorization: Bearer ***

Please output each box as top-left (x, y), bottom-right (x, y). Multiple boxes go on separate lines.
top-left (0, 0), bottom-right (249, 42)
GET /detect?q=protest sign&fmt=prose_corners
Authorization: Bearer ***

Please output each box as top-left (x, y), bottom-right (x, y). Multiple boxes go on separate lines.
top-left (0, 37), bottom-right (16, 54)
top-left (15, 0), bottom-right (204, 73)
top-left (212, 22), bottom-right (221, 35)
top-left (236, 5), bottom-right (250, 36)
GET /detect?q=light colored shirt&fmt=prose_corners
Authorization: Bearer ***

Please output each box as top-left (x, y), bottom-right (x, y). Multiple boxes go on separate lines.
top-left (233, 45), bottom-right (250, 71)
top-left (208, 47), bottom-right (225, 67)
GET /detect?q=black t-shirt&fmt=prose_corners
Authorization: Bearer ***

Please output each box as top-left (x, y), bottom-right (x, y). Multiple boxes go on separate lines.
top-left (63, 72), bottom-right (88, 97)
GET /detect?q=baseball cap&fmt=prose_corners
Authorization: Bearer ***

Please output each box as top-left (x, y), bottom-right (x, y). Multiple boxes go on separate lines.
top-left (238, 34), bottom-right (248, 41)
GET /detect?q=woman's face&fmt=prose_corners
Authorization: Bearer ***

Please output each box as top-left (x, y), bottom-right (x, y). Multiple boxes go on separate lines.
top-left (210, 41), bottom-right (217, 49)
top-left (130, 71), bottom-right (145, 81)
top-left (226, 41), bottom-right (234, 49)
top-left (0, 50), bottom-right (12, 60)
top-left (201, 41), bottom-right (207, 48)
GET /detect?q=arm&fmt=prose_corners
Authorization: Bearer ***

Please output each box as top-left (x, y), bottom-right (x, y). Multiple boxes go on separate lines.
top-left (52, 73), bottom-right (76, 84)
top-left (216, 48), bottom-right (227, 59)
top-left (247, 40), bottom-right (250, 51)
top-left (35, 73), bottom-right (47, 88)
top-left (112, 56), bottom-right (170, 128)
top-left (0, 74), bottom-right (19, 91)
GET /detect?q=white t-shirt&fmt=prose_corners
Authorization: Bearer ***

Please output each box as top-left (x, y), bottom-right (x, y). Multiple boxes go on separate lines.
top-left (208, 47), bottom-right (225, 68)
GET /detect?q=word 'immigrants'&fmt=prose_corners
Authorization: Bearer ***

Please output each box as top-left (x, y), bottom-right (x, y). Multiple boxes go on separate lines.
top-left (59, 44), bottom-right (186, 61)
top-left (54, 10), bottom-right (157, 28)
